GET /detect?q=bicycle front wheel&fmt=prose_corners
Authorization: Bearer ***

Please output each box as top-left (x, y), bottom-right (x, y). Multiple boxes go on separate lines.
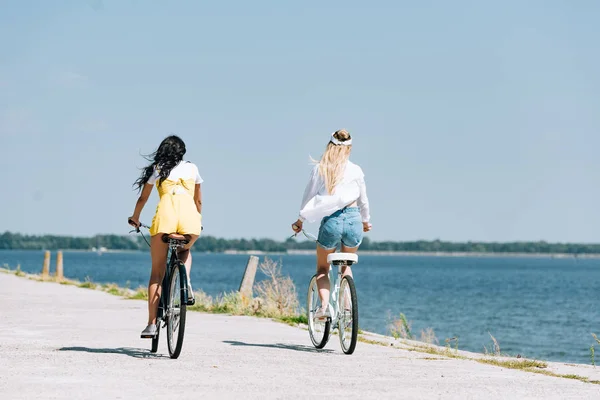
top-left (338, 275), bottom-right (358, 355)
top-left (166, 262), bottom-right (187, 359)
top-left (307, 274), bottom-right (330, 349)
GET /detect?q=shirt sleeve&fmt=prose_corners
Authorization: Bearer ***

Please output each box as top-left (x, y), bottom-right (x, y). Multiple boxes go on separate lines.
top-left (194, 164), bottom-right (204, 184)
top-left (298, 165), bottom-right (321, 221)
top-left (146, 167), bottom-right (159, 185)
top-left (357, 177), bottom-right (371, 223)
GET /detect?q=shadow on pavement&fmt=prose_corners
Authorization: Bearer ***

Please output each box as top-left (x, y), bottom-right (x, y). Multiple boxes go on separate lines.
top-left (58, 346), bottom-right (169, 359)
top-left (223, 340), bottom-right (335, 354)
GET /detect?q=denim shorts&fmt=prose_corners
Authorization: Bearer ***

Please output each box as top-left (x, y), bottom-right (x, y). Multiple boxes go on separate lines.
top-left (317, 207), bottom-right (363, 250)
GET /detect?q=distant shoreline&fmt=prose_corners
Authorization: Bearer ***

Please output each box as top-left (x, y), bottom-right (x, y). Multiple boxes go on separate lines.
top-left (3, 231), bottom-right (600, 257)
top-left (3, 248), bottom-right (600, 259)
top-left (231, 249), bottom-right (600, 259)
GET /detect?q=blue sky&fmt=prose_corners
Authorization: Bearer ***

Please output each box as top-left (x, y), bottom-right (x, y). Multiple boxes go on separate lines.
top-left (1, 0), bottom-right (599, 242)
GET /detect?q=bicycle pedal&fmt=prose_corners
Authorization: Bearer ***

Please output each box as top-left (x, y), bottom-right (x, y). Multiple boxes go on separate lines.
top-left (187, 298), bottom-right (196, 306)
top-left (141, 334), bottom-right (157, 339)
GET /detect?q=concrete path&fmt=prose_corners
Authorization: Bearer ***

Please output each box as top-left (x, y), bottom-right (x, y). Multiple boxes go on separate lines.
top-left (0, 273), bottom-right (598, 399)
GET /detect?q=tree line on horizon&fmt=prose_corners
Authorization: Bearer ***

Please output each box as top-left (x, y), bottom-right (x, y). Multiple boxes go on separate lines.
top-left (1, 231), bottom-right (600, 254)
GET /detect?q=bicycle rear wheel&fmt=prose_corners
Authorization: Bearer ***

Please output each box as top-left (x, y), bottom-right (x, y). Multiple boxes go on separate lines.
top-left (166, 262), bottom-right (187, 359)
top-left (338, 275), bottom-right (358, 355)
top-left (307, 274), bottom-right (330, 349)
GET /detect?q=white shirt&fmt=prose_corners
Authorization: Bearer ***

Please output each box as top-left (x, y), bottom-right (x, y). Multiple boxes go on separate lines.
top-left (147, 161), bottom-right (203, 185)
top-left (299, 160), bottom-right (371, 223)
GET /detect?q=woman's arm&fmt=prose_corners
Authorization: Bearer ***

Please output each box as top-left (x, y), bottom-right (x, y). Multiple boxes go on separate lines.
top-left (298, 166), bottom-right (320, 221)
top-left (357, 178), bottom-right (372, 231)
top-left (128, 183), bottom-right (153, 226)
top-left (194, 184), bottom-right (202, 214)
top-left (292, 166), bottom-right (320, 232)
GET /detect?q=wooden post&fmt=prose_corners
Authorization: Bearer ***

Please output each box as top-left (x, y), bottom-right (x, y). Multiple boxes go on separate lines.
top-left (42, 250), bottom-right (51, 278)
top-left (55, 251), bottom-right (64, 281)
top-left (239, 255), bottom-right (259, 298)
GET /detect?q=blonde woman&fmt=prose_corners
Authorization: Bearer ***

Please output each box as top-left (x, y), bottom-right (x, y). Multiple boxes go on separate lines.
top-left (292, 129), bottom-right (372, 321)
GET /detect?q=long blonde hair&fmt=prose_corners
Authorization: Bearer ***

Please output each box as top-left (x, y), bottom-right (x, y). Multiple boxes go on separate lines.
top-left (314, 129), bottom-right (352, 195)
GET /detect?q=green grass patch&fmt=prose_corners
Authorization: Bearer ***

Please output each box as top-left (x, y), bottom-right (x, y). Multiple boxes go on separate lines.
top-left (127, 287), bottom-right (148, 300)
top-left (278, 314), bottom-right (308, 326)
top-left (78, 277), bottom-right (97, 289)
top-left (477, 358), bottom-right (548, 370)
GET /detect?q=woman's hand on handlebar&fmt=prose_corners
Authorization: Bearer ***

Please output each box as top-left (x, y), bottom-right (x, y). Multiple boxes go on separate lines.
top-left (291, 219), bottom-right (303, 234)
top-left (128, 216), bottom-right (141, 228)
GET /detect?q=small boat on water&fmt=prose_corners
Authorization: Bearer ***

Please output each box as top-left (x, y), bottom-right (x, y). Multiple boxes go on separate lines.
top-left (90, 246), bottom-right (108, 255)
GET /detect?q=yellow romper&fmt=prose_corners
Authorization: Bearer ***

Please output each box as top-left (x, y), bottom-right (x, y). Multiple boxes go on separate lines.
top-left (150, 177), bottom-right (202, 236)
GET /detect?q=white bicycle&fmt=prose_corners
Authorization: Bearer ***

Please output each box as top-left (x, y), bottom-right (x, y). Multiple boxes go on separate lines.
top-left (291, 228), bottom-right (360, 354)
top-left (307, 252), bottom-right (359, 355)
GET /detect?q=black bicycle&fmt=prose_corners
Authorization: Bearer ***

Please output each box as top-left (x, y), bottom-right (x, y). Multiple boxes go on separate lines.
top-left (129, 221), bottom-right (194, 359)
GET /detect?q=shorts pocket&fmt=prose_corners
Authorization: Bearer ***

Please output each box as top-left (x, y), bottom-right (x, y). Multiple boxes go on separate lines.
top-left (342, 215), bottom-right (363, 248)
top-left (318, 217), bottom-right (342, 249)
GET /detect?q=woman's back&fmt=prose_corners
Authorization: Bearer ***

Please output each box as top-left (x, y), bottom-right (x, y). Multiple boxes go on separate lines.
top-left (149, 161), bottom-right (203, 197)
top-left (313, 160), bottom-right (364, 196)
top-left (300, 159), bottom-right (369, 224)
top-left (149, 161), bottom-right (202, 184)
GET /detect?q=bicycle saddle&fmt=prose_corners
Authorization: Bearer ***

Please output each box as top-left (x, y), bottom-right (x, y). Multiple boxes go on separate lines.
top-left (162, 233), bottom-right (191, 244)
top-left (327, 253), bottom-right (358, 265)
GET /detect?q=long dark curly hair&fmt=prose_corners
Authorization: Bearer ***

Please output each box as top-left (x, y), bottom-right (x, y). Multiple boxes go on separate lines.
top-left (134, 135), bottom-right (186, 192)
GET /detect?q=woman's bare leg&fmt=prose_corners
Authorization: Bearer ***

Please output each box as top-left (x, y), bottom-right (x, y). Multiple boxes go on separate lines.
top-left (340, 244), bottom-right (359, 310)
top-left (148, 234), bottom-right (169, 325)
top-left (340, 244), bottom-right (359, 278)
top-left (316, 245), bottom-right (336, 310)
top-left (176, 234), bottom-right (199, 283)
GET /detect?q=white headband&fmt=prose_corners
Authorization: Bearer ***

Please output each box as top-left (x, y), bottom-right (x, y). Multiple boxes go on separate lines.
top-left (330, 132), bottom-right (352, 146)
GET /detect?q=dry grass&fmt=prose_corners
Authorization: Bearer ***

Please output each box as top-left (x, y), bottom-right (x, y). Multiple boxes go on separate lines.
top-left (389, 313), bottom-right (413, 340)
top-left (254, 257), bottom-right (300, 318)
top-left (189, 257), bottom-right (303, 323)
top-left (388, 313), bottom-right (438, 347)
top-left (484, 332), bottom-right (502, 356)
top-left (420, 327), bottom-right (439, 345)
top-left (591, 333), bottom-right (600, 366)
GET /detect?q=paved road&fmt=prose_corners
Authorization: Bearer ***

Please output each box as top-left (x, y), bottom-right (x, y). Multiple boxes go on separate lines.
top-left (1, 273), bottom-right (598, 399)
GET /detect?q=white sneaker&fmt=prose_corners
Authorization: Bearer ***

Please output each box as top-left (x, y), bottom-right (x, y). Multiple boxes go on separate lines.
top-left (187, 283), bottom-right (195, 305)
top-left (314, 305), bottom-right (331, 321)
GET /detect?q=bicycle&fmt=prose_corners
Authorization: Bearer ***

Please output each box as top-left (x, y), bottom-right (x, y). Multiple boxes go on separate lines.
top-left (129, 220), bottom-right (194, 359)
top-left (291, 228), bottom-right (360, 355)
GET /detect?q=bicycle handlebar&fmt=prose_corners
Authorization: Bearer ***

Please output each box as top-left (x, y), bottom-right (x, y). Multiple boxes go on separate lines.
top-left (290, 228), bottom-right (318, 242)
top-left (128, 219), bottom-right (150, 233)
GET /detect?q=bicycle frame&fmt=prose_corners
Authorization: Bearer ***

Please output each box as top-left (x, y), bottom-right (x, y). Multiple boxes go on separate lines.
top-left (325, 263), bottom-right (346, 329)
top-left (157, 239), bottom-right (191, 325)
